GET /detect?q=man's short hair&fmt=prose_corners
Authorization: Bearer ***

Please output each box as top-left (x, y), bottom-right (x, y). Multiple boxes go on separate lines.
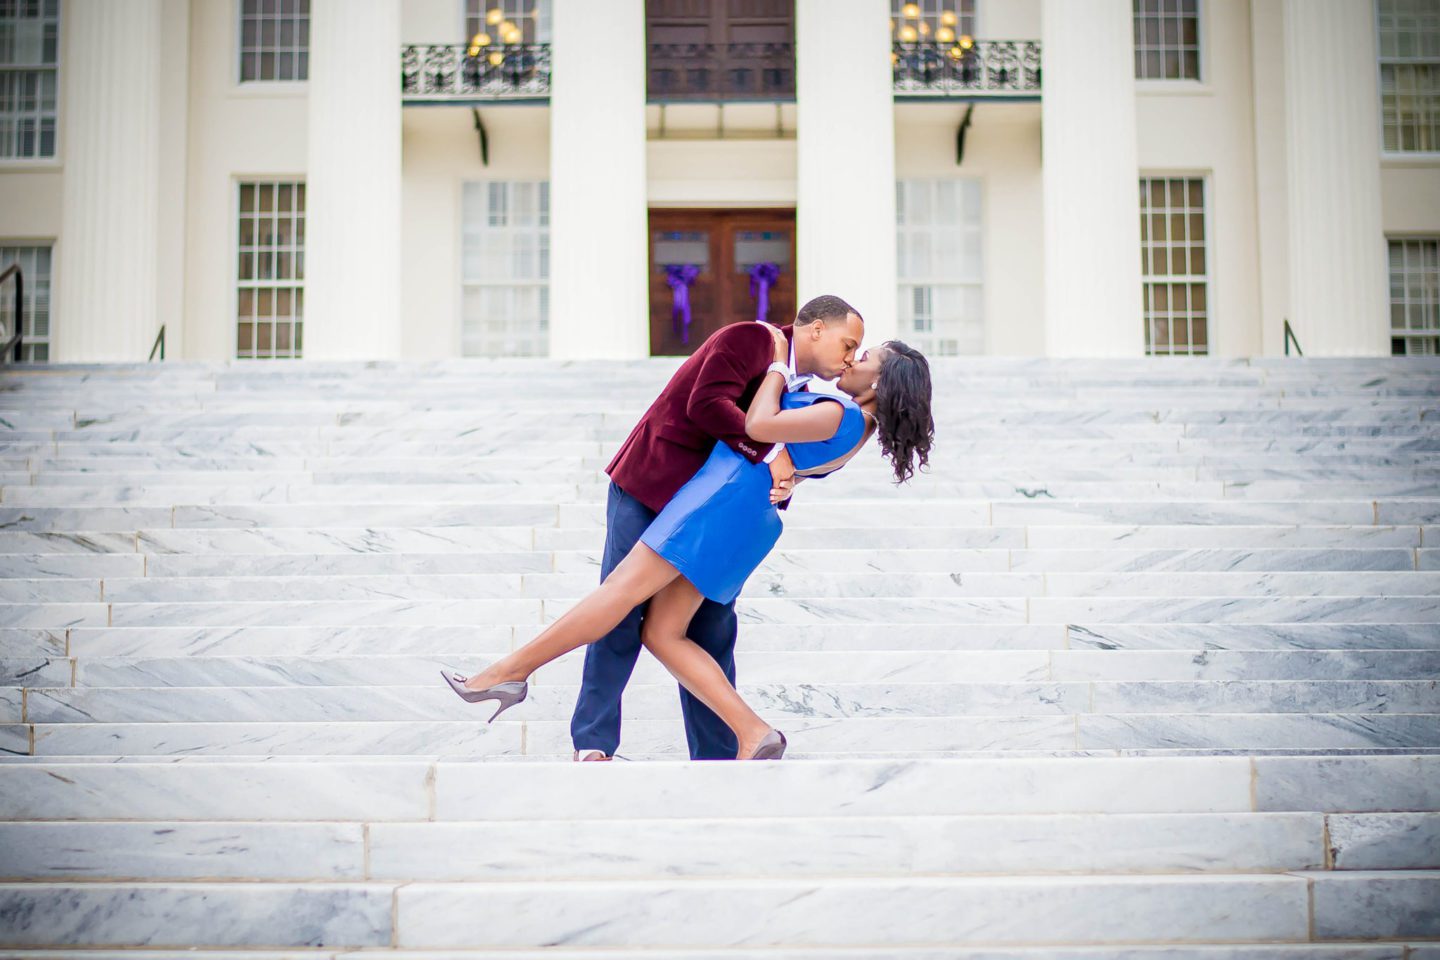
top-left (795, 295), bottom-right (861, 326)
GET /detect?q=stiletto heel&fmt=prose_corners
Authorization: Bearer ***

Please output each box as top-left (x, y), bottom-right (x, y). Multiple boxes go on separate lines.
top-left (745, 729), bottom-right (787, 760)
top-left (441, 670), bottom-right (528, 723)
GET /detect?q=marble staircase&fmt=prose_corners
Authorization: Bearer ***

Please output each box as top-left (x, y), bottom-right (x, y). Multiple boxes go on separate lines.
top-left (0, 356), bottom-right (1438, 952)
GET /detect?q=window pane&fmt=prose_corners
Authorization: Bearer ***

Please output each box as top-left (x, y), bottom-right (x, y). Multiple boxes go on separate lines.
top-left (237, 180), bottom-right (306, 359)
top-left (1140, 176), bottom-right (1209, 355)
top-left (0, 0), bottom-right (59, 158)
top-left (239, 0), bottom-right (310, 82)
top-left (895, 177), bottom-right (984, 356)
top-left (461, 180), bottom-right (551, 357)
top-left (0, 243), bottom-right (54, 362)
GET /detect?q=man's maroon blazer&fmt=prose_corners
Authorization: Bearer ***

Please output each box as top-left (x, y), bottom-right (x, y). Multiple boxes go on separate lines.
top-left (607, 322), bottom-right (792, 514)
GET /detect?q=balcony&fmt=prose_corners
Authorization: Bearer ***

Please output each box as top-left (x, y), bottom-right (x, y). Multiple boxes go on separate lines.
top-left (892, 40), bottom-right (1041, 100)
top-left (401, 43), bottom-right (551, 104)
top-left (647, 43), bottom-right (795, 103)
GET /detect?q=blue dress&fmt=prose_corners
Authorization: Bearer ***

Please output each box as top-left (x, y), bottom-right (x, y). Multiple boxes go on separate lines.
top-left (640, 392), bottom-right (867, 604)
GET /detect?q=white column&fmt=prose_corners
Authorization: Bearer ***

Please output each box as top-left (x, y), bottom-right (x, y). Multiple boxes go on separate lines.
top-left (795, 0), bottom-right (897, 345)
top-left (548, 0), bottom-right (649, 360)
top-left (1282, 0), bottom-right (1388, 356)
top-left (1040, 0), bottom-right (1144, 356)
top-left (54, 0), bottom-right (162, 362)
top-left (304, 0), bottom-right (402, 360)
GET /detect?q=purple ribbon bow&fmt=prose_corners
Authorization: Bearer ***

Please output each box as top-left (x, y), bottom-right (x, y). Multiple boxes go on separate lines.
top-left (749, 261), bottom-right (781, 324)
top-left (664, 264), bottom-right (701, 344)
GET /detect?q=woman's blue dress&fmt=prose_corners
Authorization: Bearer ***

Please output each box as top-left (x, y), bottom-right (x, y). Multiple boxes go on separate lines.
top-left (640, 392), bottom-right (867, 604)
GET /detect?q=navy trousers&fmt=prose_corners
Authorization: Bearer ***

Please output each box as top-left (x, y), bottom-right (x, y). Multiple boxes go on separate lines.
top-left (569, 481), bottom-right (739, 760)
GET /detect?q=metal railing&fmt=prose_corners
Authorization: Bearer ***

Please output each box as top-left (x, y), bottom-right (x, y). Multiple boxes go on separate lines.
top-left (0, 263), bottom-right (24, 364)
top-left (1284, 319), bottom-right (1304, 357)
top-left (647, 42), bottom-right (795, 102)
top-left (149, 325), bottom-right (166, 362)
top-left (892, 40), bottom-right (1041, 99)
top-left (401, 43), bottom-right (551, 103)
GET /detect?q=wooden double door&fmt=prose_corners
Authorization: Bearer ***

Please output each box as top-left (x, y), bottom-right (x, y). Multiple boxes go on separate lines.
top-left (648, 208), bottom-right (796, 357)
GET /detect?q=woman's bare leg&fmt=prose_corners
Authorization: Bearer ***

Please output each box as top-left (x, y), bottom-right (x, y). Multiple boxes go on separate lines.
top-left (462, 543), bottom-right (679, 690)
top-left (641, 574), bottom-right (775, 759)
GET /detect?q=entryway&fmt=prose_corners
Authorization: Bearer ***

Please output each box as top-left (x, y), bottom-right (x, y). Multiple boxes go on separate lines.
top-left (648, 208), bottom-right (796, 357)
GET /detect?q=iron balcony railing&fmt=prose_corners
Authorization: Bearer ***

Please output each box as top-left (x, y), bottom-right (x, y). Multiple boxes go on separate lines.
top-left (892, 40), bottom-right (1041, 99)
top-left (401, 43), bottom-right (551, 103)
top-left (647, 42), bottom-right (795, 103)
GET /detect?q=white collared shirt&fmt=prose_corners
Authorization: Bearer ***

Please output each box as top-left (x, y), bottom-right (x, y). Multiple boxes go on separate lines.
top-left (763, 336), bottom-right (815, 464)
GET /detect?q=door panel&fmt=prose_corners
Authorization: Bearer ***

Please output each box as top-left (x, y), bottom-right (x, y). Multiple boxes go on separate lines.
top-left (649, 208), bottom-right (796, 356)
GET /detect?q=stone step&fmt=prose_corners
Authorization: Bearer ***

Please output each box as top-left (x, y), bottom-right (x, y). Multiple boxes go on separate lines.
top-left (19, 680), bottom-right (1440, 723)
top-left (0, 523), bottom-right (1416, 556)
top-left (84, 571), bottom-right (1440, 603)
top-left (17, 712), bottom-right (1440, 757)
top-left (3, 872), bottom-right (1432, 947)
top-left (94, 594), bottom-right (1440, 627)
top-left (4, 754), bottom-right (1435, 820)
top-left (39, 649), bottom-right (1440, 686)
top-left (1, 547), bottom-right (1425, 580)
top-left (5, 811), bottom-right (1390, 881)
top-left (31, 622), bottom-right (1440, 658)
top-left (8, 594), bottom-right (1440, 631)
top-left (0, 950), bottom-right (1429, 960)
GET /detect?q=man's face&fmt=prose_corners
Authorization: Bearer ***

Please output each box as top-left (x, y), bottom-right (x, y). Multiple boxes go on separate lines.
top-left (806, 312), bottom-right (865, 380)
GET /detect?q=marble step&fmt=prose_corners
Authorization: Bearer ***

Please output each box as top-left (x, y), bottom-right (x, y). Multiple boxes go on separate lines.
top-left (85, 571), bottom-right (1440, 603)
top-left (0, 950), bottom-right (1428, 960)
top-left (3, 872), bottom-right (1433, 948)
top-left (19, 680), bottom-right (1440, 724)
top-left (42, 649), bottom-right (1440, 686)
top-left (18, 712), bottom-right (1440, 756)
top-left (88, 812), bottom-right (1440, 879)
top-left (4, 754), bottom-right (1435, 820)
top-left (8, 594), bottom-right (1440, 630)
top-left (0, 547), bottom-right (1423, 580)
top-left (9, 810), bottom-right (1411, 882)
top-left (35, 622), bottom-right (1440, 658)
top-left (1, 523), bottom-right (1418, 556)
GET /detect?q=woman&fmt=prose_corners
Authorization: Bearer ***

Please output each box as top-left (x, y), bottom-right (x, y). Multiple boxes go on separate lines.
top-left (443, 327), bottom-right (934, 760)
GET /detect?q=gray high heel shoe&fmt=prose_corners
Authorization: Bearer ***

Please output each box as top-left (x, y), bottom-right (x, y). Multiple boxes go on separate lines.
top-left (441, 670), bottom-right (528, 723)
top-left (745, 729), bottom-right (787, 760)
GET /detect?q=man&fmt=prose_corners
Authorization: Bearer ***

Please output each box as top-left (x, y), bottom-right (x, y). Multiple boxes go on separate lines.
top-left (570, 295), bottom-right (865, 761)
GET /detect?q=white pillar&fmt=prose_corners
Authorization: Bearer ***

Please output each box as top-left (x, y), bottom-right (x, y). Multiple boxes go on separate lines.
top-left (795, 0), bottom-right (897, 345)
top-left (548, 0), bottom-right (649, 359)
top-left (304, 0), bottom-right (402, 360)
top-left (54, 0), bottom-right (162, 362)
top-left (1040, 0), bottom-right (1144, 356)
top-left (1282, 0), bottom-right (1388, 356)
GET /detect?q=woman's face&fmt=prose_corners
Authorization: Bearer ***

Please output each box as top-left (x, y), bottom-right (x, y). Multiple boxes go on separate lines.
top-left (837, 346), bottom-right (886, 399)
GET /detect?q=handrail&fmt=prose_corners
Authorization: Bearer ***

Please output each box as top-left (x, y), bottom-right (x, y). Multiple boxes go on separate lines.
top-left (149, 325), bottom-right (166, 362)
top-left (0, 263), bottom-right (23, 364)
top-left (1283, 318), bottom-right (1303, 357)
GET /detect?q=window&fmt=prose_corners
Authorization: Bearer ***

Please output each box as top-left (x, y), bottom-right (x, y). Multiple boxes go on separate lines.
top-left (1133, 0), bottom-right (1200, 81)
top-left (237, 182), bottom-right (304, 360)
top-left (890, 1), bottom-right (977, 41)
top-left (1377, 0), bottom-right (1440, 153)
top-left (465, 0), bottom-right (549, 45)
top-left (239, 0), bottom-right (309, 83)
top-left (461, 181), bottom-right (549, 357)
top-left (0, 0), bottom-right (58, 159)
top-left (1390, 238), bottom-right (1440, 354)
top-left (896, 179), bottom-right (984, 356)
top-left (0, 243), bottom-right (50, 361)
top-left (1140, 176), bottom-right (1209, 355)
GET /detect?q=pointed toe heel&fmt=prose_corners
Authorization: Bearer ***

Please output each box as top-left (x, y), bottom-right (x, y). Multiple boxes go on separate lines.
top-left (746, 729), bottom-right (787, 760)
top-left (441, 670), bottom-right (529, 723)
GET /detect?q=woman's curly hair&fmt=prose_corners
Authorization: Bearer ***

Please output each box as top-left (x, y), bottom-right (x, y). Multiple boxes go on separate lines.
top-left (874, 340), bottom-right (934, 484)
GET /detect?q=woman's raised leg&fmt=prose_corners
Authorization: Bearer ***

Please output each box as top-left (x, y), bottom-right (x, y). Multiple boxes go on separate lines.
top-left (461, 542), bottom-right (679, 691)
top-left (641, 571), bottom-right (776, 759)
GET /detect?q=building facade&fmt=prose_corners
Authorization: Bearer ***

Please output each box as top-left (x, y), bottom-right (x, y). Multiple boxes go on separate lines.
top-left (0, 0), bottom-right (1436, 363)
